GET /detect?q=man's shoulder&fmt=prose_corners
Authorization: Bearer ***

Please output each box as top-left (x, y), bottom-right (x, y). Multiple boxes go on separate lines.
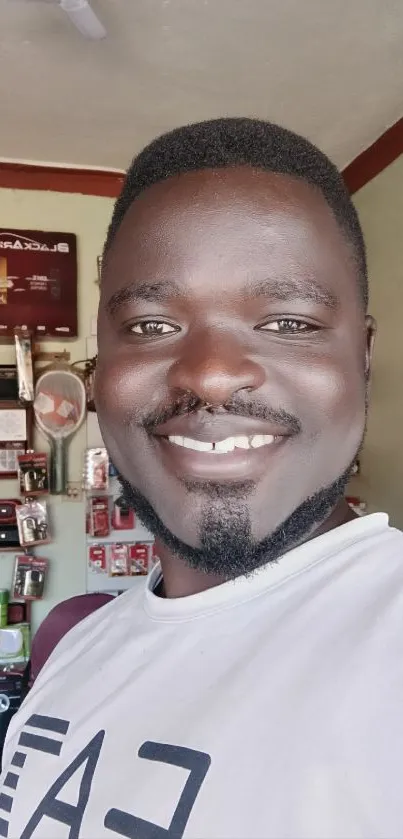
top-left (358, 516), bottom-right (403, 562)
top-left (30, 592), bottom-right (125, 683)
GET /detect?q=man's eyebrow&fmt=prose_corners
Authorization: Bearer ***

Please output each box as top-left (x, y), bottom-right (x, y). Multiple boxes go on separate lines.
top-left (245, 277), bottom-right (339, 309)
top-left (106, 281), bottom-right (182, 315)
top-left (106, 276), bottom-right (339, 315)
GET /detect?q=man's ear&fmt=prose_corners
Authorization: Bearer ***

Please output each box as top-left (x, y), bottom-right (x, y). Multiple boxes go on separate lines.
top-left (365, 315), bottom-right (376, 382)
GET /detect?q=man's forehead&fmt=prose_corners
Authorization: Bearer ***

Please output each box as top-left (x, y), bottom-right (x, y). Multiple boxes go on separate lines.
top-left (116, 165), bottom-right (332, 223)
top-left (120, 176), bottom-right (353, 279)
top-left (102, 165), bottom-right (359, 312)
top-left (107, 168), bottom-right (350, 263)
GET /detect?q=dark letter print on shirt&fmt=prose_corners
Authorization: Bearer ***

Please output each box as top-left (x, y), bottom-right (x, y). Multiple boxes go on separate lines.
top-left (0, 714), bottom-right (71, 839)
top-left (20, 730), bottom-right (105, 839)
top-left (105, 742), bottom-right (211, 839)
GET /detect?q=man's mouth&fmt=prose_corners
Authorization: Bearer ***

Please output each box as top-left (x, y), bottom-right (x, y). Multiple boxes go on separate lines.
top-left (147, 410), bottom-right (297, 480)
top-left (152, 429), bottom-right (290, 481)
top-left (166, 434), bottom-right (277, 453)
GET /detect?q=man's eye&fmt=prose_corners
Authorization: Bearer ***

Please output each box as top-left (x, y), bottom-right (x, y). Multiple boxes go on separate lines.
top-left (259, 319), bottom-right (317, 334)
top-left (129, 321), bottom-right (178, 337)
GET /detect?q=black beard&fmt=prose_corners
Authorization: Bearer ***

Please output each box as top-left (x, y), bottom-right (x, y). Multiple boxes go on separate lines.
top-left (116, 462), bottom-right (355, 579)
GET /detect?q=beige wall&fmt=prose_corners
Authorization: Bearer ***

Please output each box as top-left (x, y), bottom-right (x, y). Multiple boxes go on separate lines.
top-left (350, 154), bottom-right (403, 527)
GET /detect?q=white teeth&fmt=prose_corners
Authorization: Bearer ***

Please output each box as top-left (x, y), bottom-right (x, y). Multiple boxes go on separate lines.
top-left (234, 435), bottom-right (250, 449)
top-left (254, 434), bottom-right (275, 448)
top-left (184, 438), bottom-right (214, 452)
top-left (183, 437), bottom-right (196, 449)
top-left (214, 438), bottom-right (235, 453)
top-left (167, 434), bottom-right (276, 453)
top-left (169, 435), bottom-right (184, 447)
top-left (250, 434), bottom-right (274, 448)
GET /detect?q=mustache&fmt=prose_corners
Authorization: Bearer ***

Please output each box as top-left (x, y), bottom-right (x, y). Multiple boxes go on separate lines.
top-left (135, 393), bottom-right (302, 436)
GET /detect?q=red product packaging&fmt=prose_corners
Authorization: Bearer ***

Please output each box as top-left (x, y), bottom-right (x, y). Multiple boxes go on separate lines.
top-left (151, 543), bottom-right (159, 567)
top-left (112, 499), bottom-right (135, 531)
top-left (87, 496), bottom-right (110, 538)
top-left (129, 543), bottom-right (150, 576)
top-left (84, 447), bottom-right (109, 491)
top-left (88, 544), bottom-right (107, 574)
top-left (7, 601), bottom-right (29, 625)
top-left (109, 543), bottom-right (129, 577)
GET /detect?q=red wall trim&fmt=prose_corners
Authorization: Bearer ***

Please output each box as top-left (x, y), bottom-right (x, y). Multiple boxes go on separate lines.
top-left (0, 118), bottom-right (402, 198)
top-left (343, 117), bottom-right (403, 193)
top-left (0, 162), bottom-right (124, 197)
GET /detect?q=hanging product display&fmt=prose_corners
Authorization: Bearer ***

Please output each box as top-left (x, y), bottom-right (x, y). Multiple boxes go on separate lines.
top-left (0, 499), bottom-right (21, 549)
top-left (0, 228), bottom-right (77, 337)
top-left (0, 442), bottom-right (26, 480)
top-left (0, 405), bottom-right (27, 442)
top-left (109, 543), bottom-right (130, 576)
top-left (0, 399), bottom-right (32, 480)
top-left (84, 447), bottom-right (109, 491)
top-left (0, 400), bottom-right (31, 479)
top-left (0, 365), bottom-right (19, 401)
top-left (34, 363), bottom-right (86, 494)
top-left (129, 543), bottom-right (150, 576)
top-left (112, 497), bottom-right (135, 530)
top-left (0, 331), bottom-right (58, 681)
top-left (87, 542), bottom-right (151, 579)
top-left (87, 496), bottom-right (111, 538)
top-left (84, 357), bottom-right (97, 411)
top-left (18, 452), bottom-right (49, 495)
top-left (16, 499), bottom-right (51, 547)
top-left (84, 340), bottom-right (156, 594)
top-left (12, 555), bottom-right (48, 601)
top-left (14, 330), bottom-right (34, 403)
top-left (6, 601), bottom-right (29, 625)
top-left (88, 544), bottom-right (107, 575)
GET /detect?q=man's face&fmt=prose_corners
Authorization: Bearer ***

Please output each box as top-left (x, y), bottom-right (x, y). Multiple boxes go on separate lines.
top-left (96, 167), bottom-right (372, 575)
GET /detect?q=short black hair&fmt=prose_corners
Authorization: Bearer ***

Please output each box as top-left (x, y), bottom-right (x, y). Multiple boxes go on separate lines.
top-left (104, 117), bottom-right (368, 308)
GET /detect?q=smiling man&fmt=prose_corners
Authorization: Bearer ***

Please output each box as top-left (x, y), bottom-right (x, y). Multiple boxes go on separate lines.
top-left (2, 118), bottom-right (403, 838)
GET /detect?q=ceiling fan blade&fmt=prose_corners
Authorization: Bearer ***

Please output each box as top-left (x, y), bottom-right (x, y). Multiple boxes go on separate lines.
top-left (59, 0), bottom-right (106, 39)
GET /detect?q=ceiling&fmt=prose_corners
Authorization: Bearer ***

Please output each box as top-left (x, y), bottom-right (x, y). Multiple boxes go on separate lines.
top-left (1, 0), bottom-right (403, 171)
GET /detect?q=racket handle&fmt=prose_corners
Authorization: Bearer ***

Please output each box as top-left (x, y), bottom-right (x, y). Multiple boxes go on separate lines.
top-left (50, 438), bottom-right (67, 495)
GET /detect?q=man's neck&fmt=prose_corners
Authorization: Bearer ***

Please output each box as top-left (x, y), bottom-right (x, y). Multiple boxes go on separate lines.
top-left (155, 499), bottom-right (356, 599)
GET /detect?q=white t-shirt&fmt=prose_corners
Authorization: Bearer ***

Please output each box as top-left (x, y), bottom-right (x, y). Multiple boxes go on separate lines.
top-left (1, 513), bottom-right (403, 839)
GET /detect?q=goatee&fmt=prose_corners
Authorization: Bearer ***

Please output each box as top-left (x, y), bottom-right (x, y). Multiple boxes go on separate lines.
top-left (116, 464), bottom-right (354, 579)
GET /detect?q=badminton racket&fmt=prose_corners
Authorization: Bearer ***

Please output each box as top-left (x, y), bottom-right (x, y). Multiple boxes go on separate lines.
top-left (34, 363), bottom-right (86, 494)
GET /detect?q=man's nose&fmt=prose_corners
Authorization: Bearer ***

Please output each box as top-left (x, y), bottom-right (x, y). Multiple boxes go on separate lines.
top-left (167, 327), bottom-right (266, 406)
